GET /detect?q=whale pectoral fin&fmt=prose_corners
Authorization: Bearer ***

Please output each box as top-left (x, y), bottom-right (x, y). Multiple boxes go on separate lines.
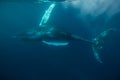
top-left (39, 3), bottom-right (56, 27)
top-left (42, 40), bottom-right (69, 46)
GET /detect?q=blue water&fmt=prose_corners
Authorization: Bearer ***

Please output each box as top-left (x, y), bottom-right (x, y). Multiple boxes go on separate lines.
top-left (0, 2), bottom-right (120, 80)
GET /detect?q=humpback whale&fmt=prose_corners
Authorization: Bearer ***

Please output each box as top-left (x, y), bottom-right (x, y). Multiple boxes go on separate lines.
top-left (15, 24), bottom-right (115, 63)
top-left (14, 3), bottom-right (115, 63)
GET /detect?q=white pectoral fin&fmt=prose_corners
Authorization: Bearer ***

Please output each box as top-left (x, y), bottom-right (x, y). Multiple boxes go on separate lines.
top-left (42, 41), bottom-right (69, 46)
top-left (39, 3), bottom-right (56, 26)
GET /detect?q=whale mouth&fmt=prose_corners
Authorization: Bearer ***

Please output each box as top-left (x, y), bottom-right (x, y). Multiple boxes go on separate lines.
top-left (42, 40), bottom-right (69, 46)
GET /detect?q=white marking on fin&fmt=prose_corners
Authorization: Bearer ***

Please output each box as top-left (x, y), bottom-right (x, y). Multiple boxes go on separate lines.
top-left (39, 3), bottom-right (56, 26)
top-left (42, 41), bottom-right (69, 46)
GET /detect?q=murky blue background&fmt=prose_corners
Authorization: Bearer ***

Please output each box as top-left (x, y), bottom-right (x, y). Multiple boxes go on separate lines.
top-left (0, 1), bottom-right (120, 80)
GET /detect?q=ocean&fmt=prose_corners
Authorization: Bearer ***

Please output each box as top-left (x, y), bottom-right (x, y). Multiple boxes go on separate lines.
top-left (0, 1), bottom-right (120, 80)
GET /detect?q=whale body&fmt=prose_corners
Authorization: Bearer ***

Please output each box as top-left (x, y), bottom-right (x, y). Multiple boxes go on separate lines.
top-left (17, 25), bottom-right (93, 46)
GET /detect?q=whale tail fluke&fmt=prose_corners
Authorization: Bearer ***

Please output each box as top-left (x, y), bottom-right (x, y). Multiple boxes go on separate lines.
top-left (92, 28), bottom-right (116, 63)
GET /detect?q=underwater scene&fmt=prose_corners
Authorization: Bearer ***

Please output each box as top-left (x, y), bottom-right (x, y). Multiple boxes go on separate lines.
top-left (0, 0), bottom-right (120, 80)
